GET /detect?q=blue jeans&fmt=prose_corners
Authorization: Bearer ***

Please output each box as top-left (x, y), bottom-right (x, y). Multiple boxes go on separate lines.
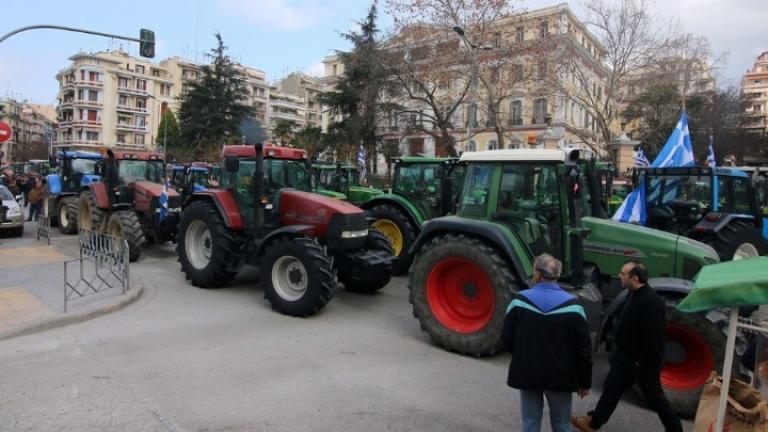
top-left (519, 389), bottom-right (572, 432)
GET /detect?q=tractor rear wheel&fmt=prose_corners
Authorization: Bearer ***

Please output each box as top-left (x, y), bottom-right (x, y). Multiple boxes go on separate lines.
top-left (367, 204), bottom-right (417, 275)
top-left (409, 233), bottom-right (518, 356)
top-left (176, 200), bottom-right (237, 288)
top-left (706, 220), bottom-right (767, 261)
top-left (660, 305), bottom-right (727, 417)
top-left (106, 210), bottom-right (145, 262)
top-left (78, 191), bottom-right (105, 233)
top-left (58, 197), bottom-right (79, 235)
top-left (339, 229), bottom-right (394, 294)
top-left (261, 237), bottom-right (335, 317)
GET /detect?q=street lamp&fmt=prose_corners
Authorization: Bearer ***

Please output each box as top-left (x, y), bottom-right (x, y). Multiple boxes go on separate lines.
top-left (452, 26), bottom-right (491, 153)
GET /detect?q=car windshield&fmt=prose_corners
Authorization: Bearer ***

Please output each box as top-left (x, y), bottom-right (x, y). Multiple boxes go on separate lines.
top-left (0, 185), bottom-right (13, 201)
top-left (118, 160), bottom-right (165, 185)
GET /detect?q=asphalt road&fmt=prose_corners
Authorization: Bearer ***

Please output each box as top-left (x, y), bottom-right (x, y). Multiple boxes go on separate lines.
top-left (0, 235), bottom-right (694, 431)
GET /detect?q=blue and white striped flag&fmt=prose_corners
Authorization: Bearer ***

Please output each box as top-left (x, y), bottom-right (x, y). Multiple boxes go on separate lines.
top-left (159, 177), bottom-right (169, 222)
top-left (706, 135), bottom-right (716, 168)
top-left (613, 112), bottom-right (695, 224)
top-left (635, 148), bottom-right (650, 168)
top-left (358, 142), bottom-right (367, 182)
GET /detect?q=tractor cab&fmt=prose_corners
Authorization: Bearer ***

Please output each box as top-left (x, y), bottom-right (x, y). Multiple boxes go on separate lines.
top-left (391, 157), bottom-right (463, 220)
top-left (169, 163), bottom-right (214, 201)
top-left (45, 150), bottom-right (103, 234)
top-left (311, 162), bottom-right (383, 205)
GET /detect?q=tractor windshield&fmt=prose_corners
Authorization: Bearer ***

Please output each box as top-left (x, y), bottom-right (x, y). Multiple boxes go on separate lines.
top-left (66, 158), bottom-right (98, 175)
top-left (118, 160), bottom-right (165, 185)
top-left (393, 163), bottom-right (444, 219)
top-left (265, 159), bottom-right (312, 192)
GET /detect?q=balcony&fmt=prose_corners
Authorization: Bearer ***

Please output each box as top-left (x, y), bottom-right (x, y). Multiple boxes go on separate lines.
top-left (508, 117), bottom-right (524, 126)
top-left (116, 105), bottom-right (149, 114)
top-left (271, 112), bottom-right (305, 123)
top-left (271, 99), bottom-right (303, 110)
top-left (114, 142), bottom-right (148, 150)
top-left (72, 120), bottom-right (102, 128)
top-left (67, 139), bottom-right (103, 147)
top-left (118, 86), bottom-right (148, 96)
top-left (73, 79), bottom-right (104, 88)
top-left (59, 100), bottom-right (74, 109)
top-left (57, 120), bottom-right (74, 127)
top-left (116, 123), bottom-right (148, 132)
top-left (73, 100), bottom-right (103, 108)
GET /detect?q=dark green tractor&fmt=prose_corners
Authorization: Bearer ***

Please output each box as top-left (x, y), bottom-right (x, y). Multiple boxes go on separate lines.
top-left (408, 148), bottom-right (728, 416)
top-left (312, 163), bottom-right (384, 205)
top-left (361, 157), bottom-right (464, 274)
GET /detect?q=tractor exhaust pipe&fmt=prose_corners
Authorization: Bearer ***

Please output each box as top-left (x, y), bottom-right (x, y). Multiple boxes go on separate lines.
top-left (567, 168), bottom-right (585, 286)
top-left (253, 142), bottom-right (265, 237)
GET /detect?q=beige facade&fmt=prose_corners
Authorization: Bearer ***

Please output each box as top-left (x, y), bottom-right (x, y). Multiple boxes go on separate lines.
top-left (0, 99), bottom-right (57, 162)
top-left (278, 72), bottom-right (323, 129)
top-left (268, 87), bottom-right (307, 133)
top-left (742, 51), bottom-right (768, 133)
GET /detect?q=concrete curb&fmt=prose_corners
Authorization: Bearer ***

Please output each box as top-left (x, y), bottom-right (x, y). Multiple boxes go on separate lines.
top-left (0, 284), bottom-right (144, 341)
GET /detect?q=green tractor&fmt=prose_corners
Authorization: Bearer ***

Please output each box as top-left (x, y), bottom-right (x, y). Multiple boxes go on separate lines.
top-left (361, 157), bottom-right (463, 274)
top-left (408, 148), bottom-right (726, 416)
top-left (312, 162), bottom-right (384, 205)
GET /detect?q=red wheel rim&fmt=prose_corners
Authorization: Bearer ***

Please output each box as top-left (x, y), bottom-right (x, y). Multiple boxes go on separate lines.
top-left (661, 324), bottom-right (715, 390)
top-left (426, 257), bottom-right (495, 334)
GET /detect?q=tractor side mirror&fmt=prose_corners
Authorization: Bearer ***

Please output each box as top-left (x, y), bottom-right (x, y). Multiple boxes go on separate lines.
top-left (94, 164), bottom-right (102, 175)
top-left (183, 165), bottom-right (191, 176)
top-left (567, 169), bottom-right (582, 199)
top-left (224, 156), bottom-right (239, 173)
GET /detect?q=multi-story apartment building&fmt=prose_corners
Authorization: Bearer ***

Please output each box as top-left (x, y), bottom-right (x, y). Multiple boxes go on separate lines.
top-left (268, 87), bottom-right (307, 135)
top-left (239, 65), bottom-right (270, 126)
top-left (0, 99), bottom-right (57, 162)
top-left (278, 72), bottom-right (323, 129)
top-left (742, 51), bottom-right (768, 133)
top-left (56, 49), bottom-right (175, 151)
top-left (320, 55), bottom-right (345, 132)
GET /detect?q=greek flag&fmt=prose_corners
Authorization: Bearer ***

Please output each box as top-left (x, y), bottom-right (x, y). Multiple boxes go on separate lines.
top-left (159, 177), bottom-right (169, 222)
top-left (706, 135), bottom-right (716, 168)
top-left (635, 148), bottom-right (650, 168)
top-left (358, 142), bottom-right (367, 182)
top-left (613, 112), bottom-right (695, 224)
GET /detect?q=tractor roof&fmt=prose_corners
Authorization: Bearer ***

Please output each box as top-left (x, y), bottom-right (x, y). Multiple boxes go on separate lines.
top-left (171, 164), bottom-right (209, 173)
top-left (639, 166), bottom-right (749, 178)
top-left (110, 151), bottom-right (164, 161)
top-left (58, 150), bottom-right (102, 160)
top-left (460, 149), bottom-right (576, 163)
top-left (312, 163), bottom-right (356, 170)
top-left (222, 144), bottom-right (307, 160)
top-left (391, 156), bottom-right (457, 164)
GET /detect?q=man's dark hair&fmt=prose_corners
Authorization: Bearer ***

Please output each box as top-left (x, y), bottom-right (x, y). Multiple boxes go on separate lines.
top-left (624, 260), bottom-right (648, 284)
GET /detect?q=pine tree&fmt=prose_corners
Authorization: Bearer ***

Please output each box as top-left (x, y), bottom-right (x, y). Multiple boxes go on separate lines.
top-left (318, 2), bottom-right (386, 169)
top-left (177, 33), bottom-right (254, 160)
top-left (156, 109), bottom-right (179, 149)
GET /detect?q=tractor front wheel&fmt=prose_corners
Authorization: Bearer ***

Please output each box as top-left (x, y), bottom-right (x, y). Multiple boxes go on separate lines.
top-left (58, 197), bottom-right (79, 235)
top-left (106, 210), bottom-right (145, 262)
top-left (261, 237), bottom-right (335, 317)
top-left (706, 220), bottom-right (767, 261)
top-left (367, 204), bottom-right (417, 275)
top-left (78, 191), bottom-right (105, 233)
top-left (409, 233), bottom-right (518, 356)
top-left (176, 200), bottom-right (238, 288)
top-left (339, 229), bottom-right (394, 294)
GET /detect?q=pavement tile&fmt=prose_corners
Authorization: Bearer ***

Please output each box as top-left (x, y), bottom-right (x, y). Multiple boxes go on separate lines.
top-left (0, 287), bottom-right (54, 332)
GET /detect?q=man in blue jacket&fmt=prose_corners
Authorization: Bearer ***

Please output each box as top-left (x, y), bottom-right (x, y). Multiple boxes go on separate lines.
top-left (502, 253), bottom-right (592, 432)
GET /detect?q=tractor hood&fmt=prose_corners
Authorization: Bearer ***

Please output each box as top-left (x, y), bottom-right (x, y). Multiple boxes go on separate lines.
top-left (278, 190), bottom-right (367, 239)
top-left (133, 181), bottom-right (180, 198)
top-left (582, 216), bottom-right (719, 280)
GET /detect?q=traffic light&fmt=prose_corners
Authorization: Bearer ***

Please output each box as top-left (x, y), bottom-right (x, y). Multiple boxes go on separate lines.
top-left (139, 28), bottom-right (155, 58)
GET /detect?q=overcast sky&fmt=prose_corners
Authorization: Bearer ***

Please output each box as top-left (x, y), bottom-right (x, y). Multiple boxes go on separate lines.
top-left (1, 0), bottom-right (765, 105)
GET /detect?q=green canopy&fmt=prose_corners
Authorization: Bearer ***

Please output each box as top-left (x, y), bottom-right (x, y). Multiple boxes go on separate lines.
top-left (677, 257), bottom-right (768, 313)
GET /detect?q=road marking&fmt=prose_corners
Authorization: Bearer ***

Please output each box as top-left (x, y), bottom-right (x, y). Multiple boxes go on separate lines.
top-left (0, 287), bottom-right (54, 332)
top-left (0, 246), bottom-right (68, 269)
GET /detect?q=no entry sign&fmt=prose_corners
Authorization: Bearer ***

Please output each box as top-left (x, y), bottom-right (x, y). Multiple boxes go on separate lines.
top-left (0, 122), bottom-right (12, 144)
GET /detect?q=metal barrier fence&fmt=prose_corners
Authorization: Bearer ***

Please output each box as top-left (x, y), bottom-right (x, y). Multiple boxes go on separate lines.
top-left (63, 230), bottom-right (130, 312)
top-left (36, 215), bottom-right (51, 245)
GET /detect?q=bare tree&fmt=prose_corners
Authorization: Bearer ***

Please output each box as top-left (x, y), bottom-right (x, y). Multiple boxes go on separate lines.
top-left (552, 0), bottom-right (675, 148)
top-left (384, 0), bottom-right (520, 155)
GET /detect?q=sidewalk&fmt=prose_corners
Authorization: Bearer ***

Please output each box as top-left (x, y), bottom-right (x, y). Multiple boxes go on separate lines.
top-left (0, 215), bottom-right (142, 340)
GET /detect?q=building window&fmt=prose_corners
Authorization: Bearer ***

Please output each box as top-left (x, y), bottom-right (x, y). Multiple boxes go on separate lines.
top-left (510, 100), bottom-right (522, 125)
top-left (89, 71), bottom-right (99, 82)
top-left (136, 98), bottom-right (146, 109)
top-left (119, 95), bottom-right (128, 106)
top-left (333, 65), bottom-right (338, 75)
top-left (135, 65), bottom-right (145, 74)
top-left (538, 60), bottom-right (547, 80)
top-left (88, 91), bottom-right (98, 102)
top-left (515, 26), bottom-right (524, 43)
top-left (119, 77), bottom-right (129, 88)
top-left (488, 140), bottom-right (499, 150)
top-left (533, 98), bottom-right (547, 124)
top-left (539, 21), bottom-right (548, 38)
top-left (77, 89), bottom-right (85, 100)
top-left (117, 134), bottom-right (126, 144)
top-left (135, 134), bottom-right (145, 145)
top-left (136, 79), bottom-right (147, 91)
top-left (86, 131), bottom-right (99, 141)
top-left (87, 110), bottom-right (98, 122)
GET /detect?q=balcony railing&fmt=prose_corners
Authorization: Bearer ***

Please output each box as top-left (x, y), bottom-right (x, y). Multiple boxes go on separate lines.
top-left (116, 105), bottom-right (149, 114)
top-left (114, 142), bottom-right (148, 150)
top-left (117, 86), bottom-right (148, 96)
top-left (73, 100), bottom-right (103, 108)
top-left (72, 120), bottom-right (102, 128)
top-left (58, 120), bottom-right (74, 127)
top-left (59, 101), bottom-right (74, 109)
top-left (73, 79), bottom-right (104, 88)
top-left (116, 123), bottom-right (148, 132)
top-left (508, 117), bottom-right (524, 126)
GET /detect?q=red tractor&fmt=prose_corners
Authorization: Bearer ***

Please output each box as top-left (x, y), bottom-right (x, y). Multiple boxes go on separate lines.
top-left (175, 143), bottom-right (394, 317)
top-left (78, 150), bottom-right (181, 261)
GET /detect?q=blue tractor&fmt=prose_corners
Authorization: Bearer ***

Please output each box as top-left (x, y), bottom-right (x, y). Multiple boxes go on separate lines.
top-left (637, 166), bottom-right (768, 261)
top-left (168, 163), bottom-right (214, 202)
top-left (46, 151), bottom-right (102, 234)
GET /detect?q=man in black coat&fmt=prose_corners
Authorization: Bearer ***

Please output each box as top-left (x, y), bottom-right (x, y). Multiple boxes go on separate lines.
top-left (502, 253), bottom-right (592, 432)
top-left (572, 261), bottom-right (682, 432)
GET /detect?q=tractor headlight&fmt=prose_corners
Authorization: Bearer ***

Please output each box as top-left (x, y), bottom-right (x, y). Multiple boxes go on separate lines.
top-left (341, 228), bottom-right (368, 239)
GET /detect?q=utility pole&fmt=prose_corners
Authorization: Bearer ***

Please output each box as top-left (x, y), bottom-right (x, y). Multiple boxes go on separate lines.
top-left (0, 25), bottom-right (155, 58)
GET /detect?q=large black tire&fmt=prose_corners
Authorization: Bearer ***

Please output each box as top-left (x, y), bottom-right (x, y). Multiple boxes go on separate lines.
top-left (78, 191), bottom-right (105, 232)
top-left (260, 237), bottom-right (336, 317)
top-left (339, 229), bottom-right (394, 294)
top-left (57, 197), bottom-right (79, 235)
top-left (705, 220), bottom-right (768, 261)
top-left (659, 303), bottom-right (728, 418)
top-left (106, 210), bottom-right (146, 262)
top-left (176, 200), bottom-right (238, 288)
top-left (367, 204), bottom-right (417, 275)
top-left (409, 233), bottom-right (519, 356)
top-left (12, 226), bottom-right (23, 237)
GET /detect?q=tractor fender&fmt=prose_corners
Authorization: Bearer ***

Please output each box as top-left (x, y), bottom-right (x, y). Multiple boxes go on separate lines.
top-left (185, 190), bottom-right (245, 230)
top-left (87, 183), bottom-right (112, 210)
top-left (410, 216), bottom-right (531, 284)
top-left (361, 195), bottom-right (424, 228)
top-left (693, 212), bottom-right (754, 234)
top-left (596, 277), bottom-right (693, 351)
top-left (254, 225), bottom-right (315, 258)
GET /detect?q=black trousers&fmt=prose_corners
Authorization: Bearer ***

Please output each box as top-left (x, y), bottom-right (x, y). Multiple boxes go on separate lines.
top-left (589, 353), bottom-right (682, 432)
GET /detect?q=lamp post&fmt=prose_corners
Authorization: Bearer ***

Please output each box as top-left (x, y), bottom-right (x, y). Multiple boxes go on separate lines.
top-left (452, 26), bottom-right (492, 153)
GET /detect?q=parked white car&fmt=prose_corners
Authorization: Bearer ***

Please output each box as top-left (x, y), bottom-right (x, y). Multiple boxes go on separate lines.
top-left (0, 185), bottom-right (24, 237)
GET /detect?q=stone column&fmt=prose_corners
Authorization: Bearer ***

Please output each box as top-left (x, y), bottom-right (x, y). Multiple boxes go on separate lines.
top-left (608, 132), bottom-right (640, 174)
